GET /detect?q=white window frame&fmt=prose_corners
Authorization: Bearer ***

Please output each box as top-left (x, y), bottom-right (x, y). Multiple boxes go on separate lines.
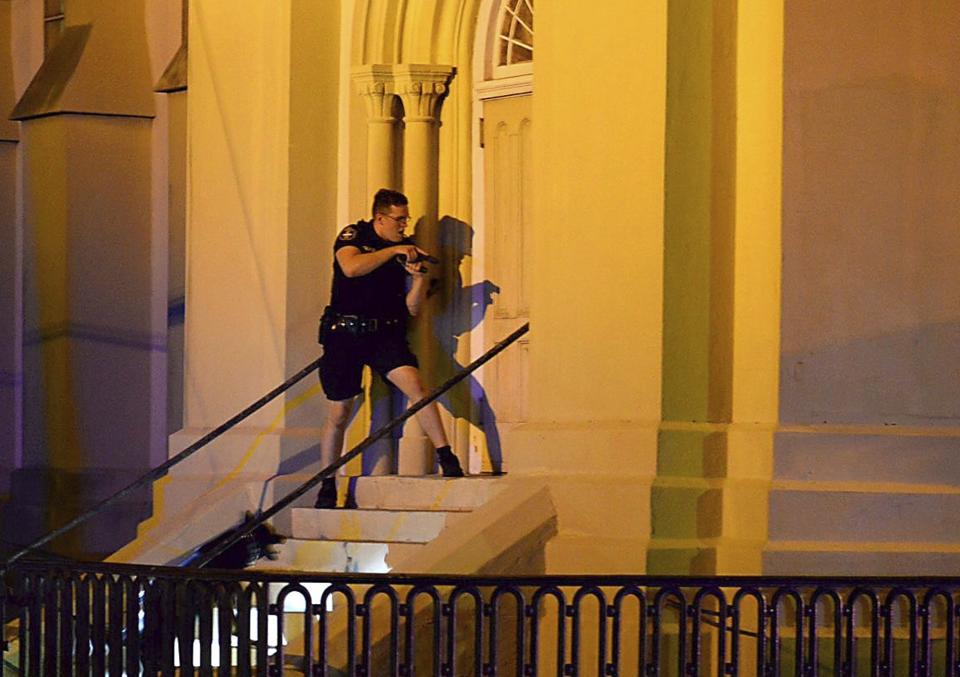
top-left (492, 0), bottom-right (534, 80)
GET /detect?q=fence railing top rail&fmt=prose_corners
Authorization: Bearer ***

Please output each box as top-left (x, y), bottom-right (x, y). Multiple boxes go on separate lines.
top-left (8, 558), bottom-right (960, 589)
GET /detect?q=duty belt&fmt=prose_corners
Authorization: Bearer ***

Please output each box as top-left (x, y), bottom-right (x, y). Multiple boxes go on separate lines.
top-left (330, 314), bottom-right (403, 334)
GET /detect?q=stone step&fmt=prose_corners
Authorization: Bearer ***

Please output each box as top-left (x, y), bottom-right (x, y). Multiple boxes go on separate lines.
top-left (764, 542), bottom-right (960, 576)
top-left (286, 508), bottom-right (467, 543)
top-left (249, 539), bottom-right (424, 573)
top-left (774, 431), bottom-right (960, 485)
top-left (269, 476), bottom-right (499, 534)
top-left (768, 487), bottom-right (960, 543)
top-left (350, 475), bottom-right (502, 511)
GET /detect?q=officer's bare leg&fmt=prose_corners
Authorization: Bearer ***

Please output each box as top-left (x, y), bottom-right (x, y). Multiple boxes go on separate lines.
top-left (386, 366), bottom-right (464, 476)
top-left (319, 397), bottom-right (356, 468)
top-left (385, 366), bottom-right (448, 447)
top-left (315, 397), bottom-right (356, 508)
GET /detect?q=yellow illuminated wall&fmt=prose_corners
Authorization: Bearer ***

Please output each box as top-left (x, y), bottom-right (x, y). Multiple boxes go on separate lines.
top-left (763, 1), bottom-right (960, 576)
top-left (3, 0), bottom-right (958, 575)
top-left (781, 2), bottom-right (960, 426)
top-left (652, 0), bottom-right (782, 575)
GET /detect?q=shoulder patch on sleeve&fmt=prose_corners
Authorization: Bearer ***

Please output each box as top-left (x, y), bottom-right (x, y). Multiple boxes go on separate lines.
top-left (338, 226), bottom-right (358, 241)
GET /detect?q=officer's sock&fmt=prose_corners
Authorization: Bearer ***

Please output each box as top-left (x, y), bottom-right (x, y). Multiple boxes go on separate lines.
top-left (435, 445), bottom-right (465, 478)
top-left (314, 477), bottom-right (337, 509)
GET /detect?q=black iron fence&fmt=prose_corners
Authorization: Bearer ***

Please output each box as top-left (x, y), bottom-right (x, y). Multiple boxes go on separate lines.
top-left (4, 561), bottom-right (960, 676)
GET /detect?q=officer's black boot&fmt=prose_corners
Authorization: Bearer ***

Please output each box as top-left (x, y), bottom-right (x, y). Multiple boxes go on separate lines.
top-left (343, 492), bottom-right (358, 510)
top-left (314, 478), bottom-right (337, 509)
top-left (436, 446), bottom-right (465, 477)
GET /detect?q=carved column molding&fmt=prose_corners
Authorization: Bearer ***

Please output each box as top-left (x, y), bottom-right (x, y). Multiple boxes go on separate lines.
top-left (391, 64), bottom-right (455, 124)
top-left (390, 65), bottom-right (455, 238)
top-left (352, 65), bottom-right (401, 192)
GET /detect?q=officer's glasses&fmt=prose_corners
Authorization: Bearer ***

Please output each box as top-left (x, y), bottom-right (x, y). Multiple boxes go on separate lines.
top-left (379, 213), bottom-right (410, 225)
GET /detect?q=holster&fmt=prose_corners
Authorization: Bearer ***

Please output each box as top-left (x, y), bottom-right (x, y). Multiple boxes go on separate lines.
top-left (318, 306), bottom-right (335, 345)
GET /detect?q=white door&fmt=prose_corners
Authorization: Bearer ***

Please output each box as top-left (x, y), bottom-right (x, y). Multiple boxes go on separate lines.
top-left (477, 94), bottom-right (532, 471)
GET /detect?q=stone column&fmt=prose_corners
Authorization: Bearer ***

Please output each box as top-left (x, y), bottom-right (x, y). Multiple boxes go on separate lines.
top-left (156, 41), bottom-right (187, 436)
top-left (352, 65), bottom-right (402, 475)
top-left (353, 66), bottom-right (401, 193)
top-left (8, 0), bottom-right (159, 559)
top-left (652, 0), bottom-right (783, 575)
top-left (392, 65), bottom-right (456, 475)
top-left (0, 1), bottom-right (19, 498)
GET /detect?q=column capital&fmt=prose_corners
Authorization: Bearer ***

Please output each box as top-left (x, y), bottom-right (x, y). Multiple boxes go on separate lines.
top-left (351, 64), bottom-right (397, 120)
top-left (391, 64), bottom-right (456, 122)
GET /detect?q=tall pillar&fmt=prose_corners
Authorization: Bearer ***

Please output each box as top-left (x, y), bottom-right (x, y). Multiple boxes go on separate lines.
top-left (651, 0), bottom-right (783, 575)
top-left (7, 0), bottom-right (160, 559)
top-left (156, 32), bottom-right (187, 436)
top-left (0, 1), bottom-right (20, 501)
top-left (393, 64), bottom-right (456, 475)
top-left (525, 2), bottom-right (667, 572)
top-left (351, 65), bottom-right (402, 475)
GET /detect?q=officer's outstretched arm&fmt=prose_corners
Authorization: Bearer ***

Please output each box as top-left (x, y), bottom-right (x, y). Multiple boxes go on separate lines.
top-left (337, 244), bottom-right (419, 277)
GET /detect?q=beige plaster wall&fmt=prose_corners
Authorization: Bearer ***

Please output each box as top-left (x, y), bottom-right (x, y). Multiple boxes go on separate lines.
top-left (9, 0), bottom-right (41, 97)
top-left (281, 1), bottom-right (341, 435)
top-left (184, 1), bottom-right (292, 428)
top-left (529, 3), bottom-right (666, 427)
top-left (184, 1), bottom-right (342, 477)
top-left (521, 1), bottom-right (667, 572)
top-left (780, 1), bottom-right (960, 426)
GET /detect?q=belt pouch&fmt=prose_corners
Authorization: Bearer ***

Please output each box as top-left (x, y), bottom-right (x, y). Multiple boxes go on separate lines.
top-left (318, 306), bottom-right (335, 344)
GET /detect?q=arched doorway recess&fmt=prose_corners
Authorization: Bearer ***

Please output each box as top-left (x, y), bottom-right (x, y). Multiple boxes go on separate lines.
top-left (352, 0), bottom-right (533, 473)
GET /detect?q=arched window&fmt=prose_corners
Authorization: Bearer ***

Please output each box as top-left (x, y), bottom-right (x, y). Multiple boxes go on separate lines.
top-left (494, 0), bottom-right (533, 78)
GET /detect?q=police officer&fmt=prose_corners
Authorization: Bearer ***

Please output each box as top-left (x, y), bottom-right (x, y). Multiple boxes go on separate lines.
top-left (315, 189), bottom-right (464, 509)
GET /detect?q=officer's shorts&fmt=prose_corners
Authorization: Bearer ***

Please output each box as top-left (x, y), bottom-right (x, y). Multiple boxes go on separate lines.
top-left (318, 329), bottom-right (419, 401)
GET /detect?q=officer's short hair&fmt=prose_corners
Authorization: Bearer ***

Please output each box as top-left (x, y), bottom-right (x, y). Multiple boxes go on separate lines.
top-left (372, 189), bottom-right (408, 216)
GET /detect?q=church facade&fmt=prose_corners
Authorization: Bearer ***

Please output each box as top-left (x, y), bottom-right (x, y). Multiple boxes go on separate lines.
top-left (0, 0), bottom-right (958, 575)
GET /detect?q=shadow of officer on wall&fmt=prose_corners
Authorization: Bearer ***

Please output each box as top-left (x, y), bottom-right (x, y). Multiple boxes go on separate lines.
top-left (414, 215), bottom-right (504, 473)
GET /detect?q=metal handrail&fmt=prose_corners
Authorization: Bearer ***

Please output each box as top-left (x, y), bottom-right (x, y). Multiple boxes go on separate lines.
top-left (2, 322), bottom-right (528, 568)
top-left (192, 322), bottom-right (530, 567)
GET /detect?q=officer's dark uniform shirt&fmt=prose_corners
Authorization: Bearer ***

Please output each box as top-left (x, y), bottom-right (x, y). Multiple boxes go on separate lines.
top-left (330, 220), bottom-right (413, 319)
